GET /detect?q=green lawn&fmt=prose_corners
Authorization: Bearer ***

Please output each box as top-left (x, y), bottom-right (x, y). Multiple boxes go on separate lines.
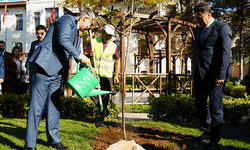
top-left (0, 115), bottom-right (249, 150)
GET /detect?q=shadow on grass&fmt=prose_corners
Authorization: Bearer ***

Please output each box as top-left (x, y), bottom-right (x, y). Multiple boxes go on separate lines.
top-left (0, 117), bottom-right (49, 149)
top-left (0, 121), bottom-right (25, 150)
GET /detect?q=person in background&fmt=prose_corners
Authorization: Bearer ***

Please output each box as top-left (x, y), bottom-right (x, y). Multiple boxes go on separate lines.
top-left (22, 25), bottom-right (47, 94)
top-left (192, 2), bottom-right (232, 150)
top-left (25, 8), bottom-right (95, 150)
top-left (27, 25), bottom-right (47, 63)
top-left (84, 24), bottom-right (120, 127)
top-left (3, 46), bottom-right (22, 95)
top-left (244, 66), bottom-right (250, 95)
top-left (21, 54), bottom-right (29, 94)
top-left (0, 41), bottom-right (11, 59)
top-left (0, 41), bottom-right (11, 93)
top-left (0, 47), bottom-right (4, 85)
top-left (226, 64), bottom-right (231, 83)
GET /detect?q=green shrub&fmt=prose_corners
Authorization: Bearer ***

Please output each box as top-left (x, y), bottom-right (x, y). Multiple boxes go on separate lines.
top-left (225, 81), bottom-right (234, 86)
top-left (60, 96), bottom-right (97, 117)
top-left (0, 94), bottom-right (118, 118)
top-left (0, 93), bottom-right (30, 117)
top-left (148, 95), bottom-right (197, 122)
top-left (149, 95), bottom-right (250, 123)
top-left (223, 97), bottom-right (250, 122)
top-left (107, 100), bottom-right (119, 117)
top-left (224, 84), bottom-right (246, 98)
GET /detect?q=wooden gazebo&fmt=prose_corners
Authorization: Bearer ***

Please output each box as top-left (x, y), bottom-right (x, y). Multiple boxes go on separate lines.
top-left (97, 11), bottom-right (197, 102)
top-left (66, 10), bottom-right (197, 102)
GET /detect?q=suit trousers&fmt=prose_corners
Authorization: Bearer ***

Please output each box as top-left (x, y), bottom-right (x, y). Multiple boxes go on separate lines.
top-left (25, 63), bottom-right (62, 147)
top-left (90, 77), bottom-right (112, 116)
top-left (193, 71), bottom-right (224, 142)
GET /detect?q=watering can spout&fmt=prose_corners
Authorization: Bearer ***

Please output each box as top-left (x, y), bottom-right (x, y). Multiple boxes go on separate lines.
top-left (85, 88), bottom-right (111, 97)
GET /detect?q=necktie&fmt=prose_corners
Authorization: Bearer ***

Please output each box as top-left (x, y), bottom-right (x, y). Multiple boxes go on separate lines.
top-left (200, 27), bottom-right (208, 43)
top-left (74, 30), bottom-right (79, 46)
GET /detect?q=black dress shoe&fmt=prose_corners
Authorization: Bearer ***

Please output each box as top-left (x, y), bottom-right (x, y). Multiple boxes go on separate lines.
top-left (49, 142), bottom-right (69, 150)
top-left (192, 132), bottom-right (211, 142)
top-left (204, 140), bottom-right (219, 150)
top-left (26, 148), bottom-right (36, 150)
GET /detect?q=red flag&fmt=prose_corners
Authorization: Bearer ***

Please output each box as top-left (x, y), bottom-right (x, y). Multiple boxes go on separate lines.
top-left (3, 5), bottom-right (6, 25)
top-left (50, 6), bottom-right (55, 24)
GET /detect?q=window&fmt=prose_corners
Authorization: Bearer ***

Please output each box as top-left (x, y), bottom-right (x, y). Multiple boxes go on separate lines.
top-left (16, 42), bottom-right (22, 52)
top-left (34, 12), bottom-right (40, 28)
top-left (16, 14), bottom-right (23, 30)
top-left (45, 8), bottom-right (59, 28)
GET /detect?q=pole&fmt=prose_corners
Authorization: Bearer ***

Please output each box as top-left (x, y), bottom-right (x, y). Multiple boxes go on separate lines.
top-left (89, 30), bottom-right (103, 112)
top-left (4, 5), bottom-right (7, 44)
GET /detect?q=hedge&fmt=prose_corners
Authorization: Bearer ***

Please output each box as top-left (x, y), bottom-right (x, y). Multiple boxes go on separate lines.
top-left (148, 95), bottom-right (197, 122)
top-left (224, 84), bottom-right (246, 98)
top-left (1, 93), bottom-right (250, 123)
top-left (149, 95), bottom-right (250, 123)
top-left (0, 93), bottom-right (117, 118)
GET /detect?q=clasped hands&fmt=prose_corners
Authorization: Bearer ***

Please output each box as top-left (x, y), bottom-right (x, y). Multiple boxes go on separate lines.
top-left (215, 78), bottom-right (224, 86)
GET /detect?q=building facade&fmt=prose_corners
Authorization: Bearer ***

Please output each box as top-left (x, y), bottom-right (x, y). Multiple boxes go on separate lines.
top-left (0, 0), bottom-right (64, 53)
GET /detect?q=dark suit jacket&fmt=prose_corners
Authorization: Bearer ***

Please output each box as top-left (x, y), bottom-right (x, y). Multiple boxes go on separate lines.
top-left (25, 40), bottom-right (40, 74)
top-left (28, 14), bottom-right (81, 76)
top-left (0, 55), bottom-right (4, 79)
top-left (27, 40), bottom-right (39, 60)
top-left (3, 51), bottom-right (11, 59)
top-left (4, 56), bottom-right (20, 82)
top-left (192, 19), bottom-right (232, 80)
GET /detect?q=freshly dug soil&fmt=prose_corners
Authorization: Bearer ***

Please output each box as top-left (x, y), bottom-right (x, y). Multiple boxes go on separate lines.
top-left (91, 125), bottom-right (194, 150)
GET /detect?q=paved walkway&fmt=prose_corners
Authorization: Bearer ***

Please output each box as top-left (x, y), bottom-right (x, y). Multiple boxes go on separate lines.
top-left (112, 91), bottom-right (233, 105)
top-left (118, 113), bottom-right (151, 121)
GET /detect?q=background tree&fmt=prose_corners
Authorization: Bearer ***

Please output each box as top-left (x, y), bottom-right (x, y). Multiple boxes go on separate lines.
top-left (60, 0), bottom-right (175, 140)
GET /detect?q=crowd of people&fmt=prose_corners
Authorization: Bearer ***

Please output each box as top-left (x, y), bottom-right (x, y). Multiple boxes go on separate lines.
top-left (0, 25), bottom-right (47, 95)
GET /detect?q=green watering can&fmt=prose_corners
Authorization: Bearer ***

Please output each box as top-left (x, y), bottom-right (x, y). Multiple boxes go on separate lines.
top-left (67, 62), bottom-right (117, 111)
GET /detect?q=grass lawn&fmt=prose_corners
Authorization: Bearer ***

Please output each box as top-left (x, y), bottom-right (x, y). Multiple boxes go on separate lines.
top-left (0, 114), bottom-right (250, 150)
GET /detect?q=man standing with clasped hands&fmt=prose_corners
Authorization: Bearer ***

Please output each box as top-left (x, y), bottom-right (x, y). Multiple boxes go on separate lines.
top-left (192, 2), bottom-right (232, 150)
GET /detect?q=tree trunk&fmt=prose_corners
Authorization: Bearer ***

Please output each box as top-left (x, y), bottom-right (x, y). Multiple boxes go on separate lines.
top-left (239, 26), bottom-right (244, 80)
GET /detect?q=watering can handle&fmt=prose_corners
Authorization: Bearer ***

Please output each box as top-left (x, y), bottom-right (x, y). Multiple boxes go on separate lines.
top-left (77, 62), bottom-right (100, 83)
top-left (77, 62), bottom-right (80, 73)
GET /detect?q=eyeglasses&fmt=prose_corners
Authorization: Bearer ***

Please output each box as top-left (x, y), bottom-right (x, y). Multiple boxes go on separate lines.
top-left (36, 32), bottom-right (45, 36)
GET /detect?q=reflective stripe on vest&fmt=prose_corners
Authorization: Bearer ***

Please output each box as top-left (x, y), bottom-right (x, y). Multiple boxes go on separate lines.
top-left (92, 37), bottom-right (117, 77)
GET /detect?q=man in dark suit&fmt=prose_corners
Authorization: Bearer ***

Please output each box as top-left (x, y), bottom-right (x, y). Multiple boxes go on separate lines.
top-left (27, 25), bottom-right (47, 62)
top-left (0, 47), bottom-right (4, 84)
top-left (192, 2), bottom-right (232, 150)
top-left (25, 8), bottom-right (95, 150)
top-left (0, 41), bottom-right (11, 59)
top-left (22, 25), bottom-right (47, 94)
top-left (0, 41), bottom-right (11, 94)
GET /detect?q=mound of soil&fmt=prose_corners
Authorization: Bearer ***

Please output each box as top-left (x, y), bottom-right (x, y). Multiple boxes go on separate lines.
top-left (91, 125), bottom-right (193, 150)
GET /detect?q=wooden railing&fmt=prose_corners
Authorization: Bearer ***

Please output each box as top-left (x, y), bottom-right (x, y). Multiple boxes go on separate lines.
top-left (125, 73), bottom-right (192, 103)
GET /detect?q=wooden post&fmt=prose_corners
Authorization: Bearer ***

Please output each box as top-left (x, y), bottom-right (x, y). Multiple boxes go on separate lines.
top-left (66, 58), bottom-right (72, 97)
top-left (149, 35), bottom-right (154, 99)
top-left (166, 19), bottom-right (172, 95)
top-left (173, 56), bottom-right (176, 97)
top-left (159, 50), bottom-right (162, 95)
top-left (120, 15), bottom-right (126, 140)
top-left (132, 75), bottom-right (134, 103)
